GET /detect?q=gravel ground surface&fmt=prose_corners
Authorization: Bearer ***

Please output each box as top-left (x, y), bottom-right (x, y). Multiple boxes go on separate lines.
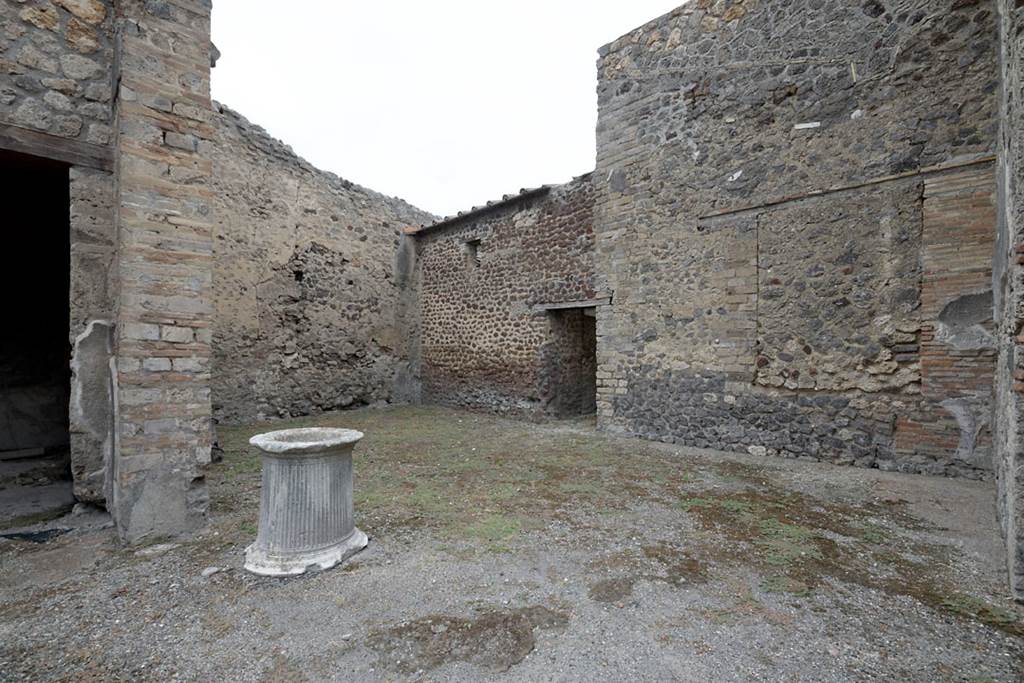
top-left (1, 405), bottom-right (1022, 682)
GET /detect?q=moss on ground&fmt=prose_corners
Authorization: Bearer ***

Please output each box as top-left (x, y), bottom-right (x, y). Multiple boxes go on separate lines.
top-left (212, 406), bottom-right (693, 548)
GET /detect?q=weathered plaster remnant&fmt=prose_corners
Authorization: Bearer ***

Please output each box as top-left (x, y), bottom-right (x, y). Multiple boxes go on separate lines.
top-left (69, 319), bottom-right (113, 503)
top-left (936, 290), bottom-right (996, 349)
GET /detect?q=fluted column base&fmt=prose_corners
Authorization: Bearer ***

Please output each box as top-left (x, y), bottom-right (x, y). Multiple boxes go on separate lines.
top-left (245, 527), bottom-right (368, 577)
top-left (243, 427), bottom-right (367, 578)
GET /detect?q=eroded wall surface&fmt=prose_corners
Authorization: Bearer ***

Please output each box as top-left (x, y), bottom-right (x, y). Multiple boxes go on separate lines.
top-left (415, 177), bottom-right (597, 417)
top-left (209, 105), bottom-right (434, 424)
top-left (68, 167), bottom-right (115, 503)
top-left (594, 0), bottom-right (999, 477)
top-left (996, 0), bottom-right (1024, 601)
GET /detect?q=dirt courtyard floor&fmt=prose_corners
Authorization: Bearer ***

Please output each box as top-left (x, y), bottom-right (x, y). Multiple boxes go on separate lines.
top-left (1, 405), bottom-right (1023, 682)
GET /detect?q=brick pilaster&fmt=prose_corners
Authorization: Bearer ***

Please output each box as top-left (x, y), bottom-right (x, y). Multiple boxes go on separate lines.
top-left (110, 0), bottom-right (213, 542)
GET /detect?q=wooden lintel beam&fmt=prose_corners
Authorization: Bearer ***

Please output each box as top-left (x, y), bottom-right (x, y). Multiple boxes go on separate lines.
top-left (0, 122), bottom-right (114, 172)
top-left (534, 297), bottom-right (612, 312)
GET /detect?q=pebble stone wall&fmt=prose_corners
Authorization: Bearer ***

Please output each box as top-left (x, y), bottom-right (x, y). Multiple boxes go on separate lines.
top-left (413, 177), bottom-right (598, 418)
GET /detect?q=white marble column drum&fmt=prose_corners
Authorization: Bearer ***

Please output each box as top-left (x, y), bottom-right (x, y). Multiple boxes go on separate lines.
top-left (244, 428), bottom-right (368, 576)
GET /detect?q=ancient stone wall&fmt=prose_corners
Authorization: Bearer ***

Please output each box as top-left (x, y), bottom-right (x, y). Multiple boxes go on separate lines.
top-left (208, 105), bottom-right (434, 424)
top-left (594, 0), bottom-right (999, 477)
top-left (1, 0), bottom-right (114, 145)
top-left (414, 176), bottom-right (598, 417)
top-left (2, 0), bottom-right (117, 504)
top-left (68, 166), bottom-right (115, 503)
top-left (995, 0), bottom-right (1024, 601)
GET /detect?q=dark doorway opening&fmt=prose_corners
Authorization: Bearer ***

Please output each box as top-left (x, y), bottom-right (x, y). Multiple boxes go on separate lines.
top-left (0, 149), bottom-right (73, 526)
top-left (545, 307), bottom-right (597, 418)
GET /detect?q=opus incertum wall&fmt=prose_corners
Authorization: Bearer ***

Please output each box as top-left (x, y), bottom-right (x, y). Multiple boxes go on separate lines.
top-left (593, 0), bottom-right (1000, 479)
top-left (995, 0), bottom-right (1024, 602)
top-left (411, 177), bottom-right (598, 418)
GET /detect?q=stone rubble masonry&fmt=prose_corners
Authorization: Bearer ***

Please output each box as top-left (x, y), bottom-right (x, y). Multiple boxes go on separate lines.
top-left (0, 0), bottom-right (114, 144)
top-left (593, 0), bottom-right (999, 478)
top-left (110, 0), bottom-right (213, 543)
top-left (996, 0), bottom-right (1024, 602)
top-left (208, 104), bottom-right (434, 425)
top-left (413, 176), bottom-right (597, 417)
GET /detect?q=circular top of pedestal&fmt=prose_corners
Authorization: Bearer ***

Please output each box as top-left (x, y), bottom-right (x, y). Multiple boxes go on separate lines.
top-left (249, 428), bottom-right (364, 455)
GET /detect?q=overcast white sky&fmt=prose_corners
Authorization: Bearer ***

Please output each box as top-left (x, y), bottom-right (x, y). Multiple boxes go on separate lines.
top-left (210, 1), bottom-right (682, 217)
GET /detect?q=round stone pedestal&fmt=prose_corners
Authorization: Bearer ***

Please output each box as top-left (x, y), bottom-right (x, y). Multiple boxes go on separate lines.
top-left (244, 427), bottom-right (368, 577)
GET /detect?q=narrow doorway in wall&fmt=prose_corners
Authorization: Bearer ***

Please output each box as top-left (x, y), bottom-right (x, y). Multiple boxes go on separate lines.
top-left (0, 150), bottom-right (74, 529)
top-left (545, 307), bottom-right (598, 418)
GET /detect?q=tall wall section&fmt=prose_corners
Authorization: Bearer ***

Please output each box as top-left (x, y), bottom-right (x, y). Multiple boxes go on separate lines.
top-left (209, 105), bottom-right (434, 424)
top-left (413, 177), bottom-right (598, 417)
top-left (996, 0), bottom-right (1024, 602)
top-left (110, 0), bottom-right (216, 542)
top-left (594, 0), bottom-right (999, 477)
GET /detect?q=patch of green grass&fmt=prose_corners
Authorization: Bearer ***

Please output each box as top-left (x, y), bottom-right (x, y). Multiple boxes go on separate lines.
top-left (853, 520), bottom-right (889, 545)
top-left (941, 594), bottom-right (1019, 630)
top-left (487, 482), bottom-right (524, 502)
top-left (679, 497), bottom-right (717, 511)
top-left (719, 499), bottom-right (755, 514)
top-left (229, 454), bottom-right (262, 476)
top-left (463, 514), bottom-right (522, 549)
top-left (354, 489), bottom-right (391, 509)
top-left (760, 574), bottom-right (812, 597)
top-left (559, 481), bottom-right (607, 497)
top-left (678, 496), bottom-right (753, 515)
top-left (757, 518), bottom-right (822, 566)
top-left (406, 484), bottom-right (452, 516)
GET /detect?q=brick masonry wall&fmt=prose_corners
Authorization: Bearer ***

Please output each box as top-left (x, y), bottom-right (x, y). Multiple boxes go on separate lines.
top-left (111, 0), bottom-right (214, 543)
top-left (594, 0), bottom-right (999, 478)
top-left (208, 104), bottom-right (434, 425)
top-left (995, 0), bottom-right (1024, 601)
top-left (1, 0), bottom-right (114, 145)
top-left (414, 176), bottom-right (597, 417)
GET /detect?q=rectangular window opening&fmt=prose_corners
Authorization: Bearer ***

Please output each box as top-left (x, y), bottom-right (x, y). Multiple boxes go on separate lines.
top-left (463, 239), bottom-right (481, 268)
